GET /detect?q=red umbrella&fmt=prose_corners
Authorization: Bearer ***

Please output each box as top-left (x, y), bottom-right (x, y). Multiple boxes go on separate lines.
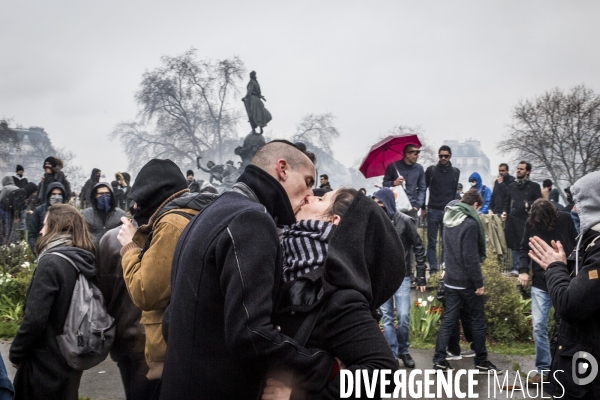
top-left (359, 134), bottom-right (422, 178)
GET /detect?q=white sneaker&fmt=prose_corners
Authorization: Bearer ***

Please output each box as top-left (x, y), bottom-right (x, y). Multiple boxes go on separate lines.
top-left (446, 351), bottom-right (462, 361)
top-left (461, 348), bottom-right (475, 358)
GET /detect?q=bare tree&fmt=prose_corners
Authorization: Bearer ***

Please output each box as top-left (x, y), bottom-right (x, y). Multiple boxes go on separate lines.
top-left (112, 49), bottom-right (245, 171)
top-left (291, 113), bottom-right (340, 155)
top-left (0, 120), bottom-right (20, 162)
top-left (499, 84), bottom-right (600, 198)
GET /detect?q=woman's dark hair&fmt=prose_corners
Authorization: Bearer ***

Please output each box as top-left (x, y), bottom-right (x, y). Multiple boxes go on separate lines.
top-left (35, 204), bottom-right (95, 255)
top-left (529, 199), bottom-right (558, 231)
top-left (324, 188), bottom-right (358, 220)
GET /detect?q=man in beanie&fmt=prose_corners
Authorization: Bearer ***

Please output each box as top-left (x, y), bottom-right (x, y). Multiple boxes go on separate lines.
top-left (161, 141), bottom-right (336, 399)
top-left (13, 165), bottom-right (28, 189)
top-left (82, 182), bottom-right (125, 249)
top-left (373, 187), bottom-right (427, 368)
top-left (118, 159), bottom-right (216, 384)
top-left (186, 170), bottom-right (200, 193)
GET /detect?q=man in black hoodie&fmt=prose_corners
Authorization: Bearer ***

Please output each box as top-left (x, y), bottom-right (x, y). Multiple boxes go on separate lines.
top-left (80, 168), bottom-right (101, 209)
top-left (489, 163), bottom-right (515, 215)
top-left (82, 182), bottom-right (125, 250)
top-left (161, 141), bottom-right (336, 400)
top-left (27, 182), bottom-right (68, 254)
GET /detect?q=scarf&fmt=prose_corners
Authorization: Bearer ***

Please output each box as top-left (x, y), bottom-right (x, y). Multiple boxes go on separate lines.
top-left (443, 202), bottom-right (487, 262)
top-left (38, 233), bottom-right (73, 257)
top-left (282, 220), bottom-right (336, 282)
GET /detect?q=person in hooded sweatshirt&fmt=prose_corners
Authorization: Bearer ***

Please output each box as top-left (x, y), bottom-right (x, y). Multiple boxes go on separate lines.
top-left (0, 182), bottom-right (38, 245)
top-left (118, 159), bottom-right (217, 386)
top-left (372, 187), bottom-right (426, 369)
top-left (262, 188), bottom-right (404, 399)
top-left (82, 182), bottom-right (125, 250)
top-left (0, 176), bottom-right (18, 203)
top-left (28, 182), bottom-right (68, 254)
top-left (79, 168), bottom-right (101, 209)
top-left (9, 204), bottom-right (97, 400)
top-left (468, 172), bottom-right (492, 214)
top-left (13, 165), bottom-right (28, 189)
top-left (37, 157), bottom-right (71, 205)
top-left (529, 170), bottom-right (600, 400)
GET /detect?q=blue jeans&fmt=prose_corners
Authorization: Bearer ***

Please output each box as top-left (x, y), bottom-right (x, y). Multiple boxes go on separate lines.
top-left (511, 249), bottom-right (520, 272)
top-left (426, 208), bottom-right (445, 272)
top-left (380, 277), bottom-right (411, 355)
top-left (531, 286), bottom-right (551, 375)
top-left (433, 287), bottom-right (488, 365)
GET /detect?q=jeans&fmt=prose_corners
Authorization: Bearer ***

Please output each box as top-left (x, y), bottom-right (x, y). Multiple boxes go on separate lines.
top-left (447, 304), bottom-right (473, 355)
top-left (511, 249), bottom-right (520, 272)
top-left (112, 350), bottom-right (158, 400)
top-left (380, 277), bottom-right (412, 355)
top-left (426, 208), bottom-right (445, 272)
top-left (531, 286), bottom-right (552, 375)
top-left (433, 287), bottom-right (488, 364)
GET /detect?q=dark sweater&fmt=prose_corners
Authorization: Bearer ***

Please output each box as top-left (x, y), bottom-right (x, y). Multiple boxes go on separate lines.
top-left (442, 218), bottom-right (484, 289)
top-left (425, 163), bottom-right (460, 210)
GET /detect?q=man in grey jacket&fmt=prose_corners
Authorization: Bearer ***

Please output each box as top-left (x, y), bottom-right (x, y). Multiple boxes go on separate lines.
top-left (382, 144), bottom-right (426, 219)
top-left (82, 182), bottom-right (125, 250)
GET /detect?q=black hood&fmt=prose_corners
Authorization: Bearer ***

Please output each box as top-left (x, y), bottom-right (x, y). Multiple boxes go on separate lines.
top-left (46, 246), bottom-right (96, 279)
top-left (323, 193), bottom-right (405, 310)
top-left (236, 164), bottom-right (296, 226)
top-left (128, 159), bottom-right (187, 224)
top-left (90, 182), bottom-right (116, 210)
top-left (45, 182), bottom-right (67, 206)
top-left (90, 168), bottom-right (101, 182)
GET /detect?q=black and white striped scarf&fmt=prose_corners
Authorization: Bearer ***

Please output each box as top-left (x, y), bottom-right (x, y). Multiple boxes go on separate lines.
top-left (282, 220), bottom-right (335, 283)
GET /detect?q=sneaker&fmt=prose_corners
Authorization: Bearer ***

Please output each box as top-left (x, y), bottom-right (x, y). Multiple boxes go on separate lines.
top-left (446, 351), bottom-right (462, 361)
top-left (460, 348), bottom-right (475, 358)
top-left (528, 373), bottom-right (548, 385)
top-left (433, 360), bottom-right (454, 371)
top-left (475, 360), bottom-right (505, 374)
top-left (399, 353), bottom-right (416, 368)
top-left (510, 270), bottom-right (519, 277)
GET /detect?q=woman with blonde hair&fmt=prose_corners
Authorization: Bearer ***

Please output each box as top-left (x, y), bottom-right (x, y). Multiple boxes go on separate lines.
top-left (9, 204), bottom-right (96, 400)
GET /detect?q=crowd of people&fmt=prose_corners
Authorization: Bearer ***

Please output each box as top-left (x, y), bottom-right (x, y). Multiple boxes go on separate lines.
top-left (0, 139), bottom-right (598, 400)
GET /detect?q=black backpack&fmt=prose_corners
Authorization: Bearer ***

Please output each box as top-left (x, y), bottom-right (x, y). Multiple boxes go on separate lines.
top-left (0, 189), bottom-right (27, 215)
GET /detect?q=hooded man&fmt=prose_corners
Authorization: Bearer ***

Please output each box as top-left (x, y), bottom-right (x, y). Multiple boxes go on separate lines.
top-left (82, 182), bottom-right (125, 250)
top-left (372, 187), bottom-right (426, 369)
top-left (118, 159), bottom-right (217, 383)
top-left (13, 165), bottom-right (28, 189)
top-left (468, 172), bottom-right (492, 214)
top-left (529, 170), bottom-right (600, 399)
top-left (80, 168), bottom-right (101, 209)
top-left (160, 141), bottom-right (337, 400)
top-left (37, 157), bottom-right (71, 205)
top-left (115, 172), bottom-right (131, 209)
top-left (186, 170), bottom-right (200, 193)
top-left (0, 176), bottom-right (18, 203)
top-left (28, 182), bottom-right (68, 254)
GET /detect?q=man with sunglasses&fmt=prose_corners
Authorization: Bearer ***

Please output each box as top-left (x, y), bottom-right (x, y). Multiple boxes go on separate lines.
top-left (423, 146), bottom-right (460, 273)
top-left (383, 144), bottom-right (426, 219)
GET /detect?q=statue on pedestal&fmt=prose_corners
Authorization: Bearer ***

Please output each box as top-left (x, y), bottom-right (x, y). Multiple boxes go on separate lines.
top-left (241, 71), bottom-right (271, 134)
top-left (235, 131), bottom-right (266, 171)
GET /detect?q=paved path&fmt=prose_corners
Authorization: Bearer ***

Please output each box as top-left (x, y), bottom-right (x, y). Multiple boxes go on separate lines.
top-left (2, 339), bottom-right (546, 399)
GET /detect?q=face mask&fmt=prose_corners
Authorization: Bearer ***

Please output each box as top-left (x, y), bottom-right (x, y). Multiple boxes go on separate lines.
top-left (470, 181), bottom-right (477, 187)
top-left (49, 194), bottom-right (63, 205)
top-left (571, 210), bottom-right (580, 234)
top-left (96, 194), bottom-right (111, 212)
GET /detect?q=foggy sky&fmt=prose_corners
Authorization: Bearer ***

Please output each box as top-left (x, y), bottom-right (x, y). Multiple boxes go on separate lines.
top-left (2, 0), bottom-right (600, 186)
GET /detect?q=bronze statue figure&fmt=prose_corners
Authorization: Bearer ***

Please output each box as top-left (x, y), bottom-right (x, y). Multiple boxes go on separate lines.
top-left (234, 131), bottom-right (266, 171)
top-left (242, 71), bottom-right (271, 134)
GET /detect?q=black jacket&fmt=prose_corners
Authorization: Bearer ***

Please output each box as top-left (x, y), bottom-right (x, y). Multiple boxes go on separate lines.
top-left (10, 246), bottom-right (95, 400)
top-left (490, 174), bottom-right (515, 215)
top-left (27, 182), bottom-right (67, 254)
top-left (275, 193), bottom-right (404, 399)
top-left (443, 218), bottom-right (484, 289)
top-left (425, 163), bottom-right (460, 210)
top-left (79, 168), bottom-right (100, 209)
top-left (519, 212), bottom-right (578, 292)
top-left (546, 230), bottom-right (600, 399)
top-left (81, 182), bottom-right (125, 250)
top-left (161, 165), bottom-right (335, 400)
top-left (392, 211), bottom-right (426, 285)
top-left (503, 180), bottom-right (542, 249)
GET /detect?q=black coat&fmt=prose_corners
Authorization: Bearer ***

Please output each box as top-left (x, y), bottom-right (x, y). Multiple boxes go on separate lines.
top-left (9, 246), bottom-right (96, 400)
top-left (546, 230), bottom-right (600, 399)
top-left (27, 182), bottom-right (68, 254)
top-left (275, 193), bottom-right (404, 399)
top-left (160, 166), bottom-right (335, 400)
top-left (503, 180), bottom-right (542, 249)
top-left (490, 174), bottom-right (515, 215)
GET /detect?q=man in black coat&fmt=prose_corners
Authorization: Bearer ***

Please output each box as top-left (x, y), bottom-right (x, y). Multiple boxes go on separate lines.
top-left (489, 163), bottom-right (515, 215)
top-left (502, 161), bottom-right (542, 275)
top-left (82, 182), bottom-right (125, 251)
top-left (529, 170), bottom-right (600, 399)
top-left (27, 182), bottom-right (68, 254)
top-left (161, 141), bottom-right (335, 400)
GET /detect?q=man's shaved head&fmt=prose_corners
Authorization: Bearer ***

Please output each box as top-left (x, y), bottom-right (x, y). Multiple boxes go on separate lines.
top-left (251, 140), bottom-right (315, 171)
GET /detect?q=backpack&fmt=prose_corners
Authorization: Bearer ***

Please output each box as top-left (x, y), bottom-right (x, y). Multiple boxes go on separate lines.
top-left (0, 189), bottom-right (27, 215)
top-left (42, 251), bottom-right (115, 370)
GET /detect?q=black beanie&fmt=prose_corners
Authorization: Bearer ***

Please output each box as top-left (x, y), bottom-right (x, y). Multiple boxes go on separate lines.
top-left (24, 182), bottom-right (38, 197)
top-left (16, 165), bottom-right (24, 173)
top-left (44, 157), bottom-right (58, 168)
top-left (186, 170), bottom-right (194, 177)
top-left (129, 159), bottom-right (187, 224)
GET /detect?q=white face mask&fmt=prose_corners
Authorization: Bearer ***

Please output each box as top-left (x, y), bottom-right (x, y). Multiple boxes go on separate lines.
top-left (49, 194), bottom-right (63, 205)
top-left (470, 181), bottom-right (477, 187)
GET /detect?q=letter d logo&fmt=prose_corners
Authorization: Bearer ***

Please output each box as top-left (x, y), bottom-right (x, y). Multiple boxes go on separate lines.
top-left (572, 351), bottom-right (598, 386)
